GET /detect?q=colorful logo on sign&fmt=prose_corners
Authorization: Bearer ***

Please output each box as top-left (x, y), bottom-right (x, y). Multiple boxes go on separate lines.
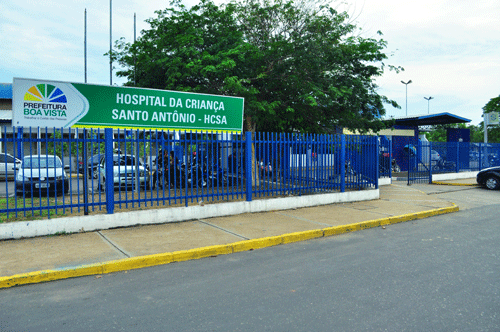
top-left (24, 84), bottom-right (67, 103)
top-left (23, 84), bottom-right (68, 118)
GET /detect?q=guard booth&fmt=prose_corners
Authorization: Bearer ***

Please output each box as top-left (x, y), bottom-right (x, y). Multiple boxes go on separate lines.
top-left (447, 128), bottom-right (471, 170)
top-left (384, 113), bottom-right (471, 184)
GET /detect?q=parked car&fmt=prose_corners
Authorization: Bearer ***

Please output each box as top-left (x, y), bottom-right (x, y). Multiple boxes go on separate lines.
top-left (0, 153), bottom-right (21, 179)
top-left (15, 155), bottom-right (70, 196)
top-left (431, 150), bottom-right (440, 164)
top-left (476, 166), bottom-right (500, 190)
top-left (469, 151), bottom-right (479, 161)
top-left (78, 154), bottom-right (103, 178)
top-left (95, 154), bottom-right (151, 191)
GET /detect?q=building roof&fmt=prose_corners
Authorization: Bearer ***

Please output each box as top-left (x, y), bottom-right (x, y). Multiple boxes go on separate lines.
top-left (0, 110), bottom-right (12, 121)
top-left (0, 83), bottom-right (12, 99)
top-left (386, 112), bottom-right (471, 127)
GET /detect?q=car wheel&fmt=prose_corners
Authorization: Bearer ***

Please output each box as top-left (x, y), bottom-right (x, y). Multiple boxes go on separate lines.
top-left (484, 176), bottom-right (500, 190)
top-left (98, 179), bottom-right (105, 192)
top-left (92, 169), bottom-right (100, 179)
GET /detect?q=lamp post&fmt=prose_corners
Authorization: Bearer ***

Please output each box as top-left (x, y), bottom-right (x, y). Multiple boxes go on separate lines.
top-left (401, 80), bottom-right (412, 116)
top-left (110, 0), bottom-right (113, 85)
top-left (424, 96), bottom-right (434, 114)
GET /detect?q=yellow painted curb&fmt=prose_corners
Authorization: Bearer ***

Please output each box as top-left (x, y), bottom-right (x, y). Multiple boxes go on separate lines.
top-left (232, 236), bottom-right (283, 253)
top-left (0, 204), bottom-right (459, 289)
top-left (432, 181), bottom-right (477, 186)
top-left (281, 229), bottom-right (324, 244)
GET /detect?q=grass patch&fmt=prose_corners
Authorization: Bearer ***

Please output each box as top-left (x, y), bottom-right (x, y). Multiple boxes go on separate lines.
top-left (0, 196), bottom-right (69, 223)
top-left (0, 184), bottom-right (352, 224)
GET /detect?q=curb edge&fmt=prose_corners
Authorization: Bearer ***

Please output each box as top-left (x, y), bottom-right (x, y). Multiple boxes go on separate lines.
top-left (0, 204), bottom-right (459, 289)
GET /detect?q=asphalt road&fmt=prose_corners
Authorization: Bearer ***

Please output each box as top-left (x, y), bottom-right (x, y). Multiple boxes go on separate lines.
top-left (0, 186), bottom-right (498, 331)
top-left (0, 175), bottom-right (92, 197)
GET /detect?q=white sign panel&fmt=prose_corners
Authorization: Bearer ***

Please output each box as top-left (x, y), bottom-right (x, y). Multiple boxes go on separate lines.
top-left (486, 112), bottom-right (499, 126)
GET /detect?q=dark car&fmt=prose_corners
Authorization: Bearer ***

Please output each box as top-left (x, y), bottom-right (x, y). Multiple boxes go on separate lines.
top-left (476, 166), bottom-right (500, 190)
top-left (15, 155), bottom-right (70, 196)
top-left (78, 154), bottom-right (103, 178)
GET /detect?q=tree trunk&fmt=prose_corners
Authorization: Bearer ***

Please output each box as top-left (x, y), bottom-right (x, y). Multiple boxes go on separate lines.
top-left (246, 116), bottom-right (259, 186)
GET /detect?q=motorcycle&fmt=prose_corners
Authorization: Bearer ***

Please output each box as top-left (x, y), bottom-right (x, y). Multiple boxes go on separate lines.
top-left (485, 154), bottom-right (500, 167)
top-left (152, 150), bottom-right (191, 189)
top-left (190, 152), bottom-right (227, 187)
top-left (345, 159), bottom-right (356, 176)
top-left (379, 152), bottom-right (391, 174)
top-left (392, 159), bottom-right (401, 173)
top-left (259, 160), bottom-right (273, 180)
top-left (432, 157), bottom-right (456, 172)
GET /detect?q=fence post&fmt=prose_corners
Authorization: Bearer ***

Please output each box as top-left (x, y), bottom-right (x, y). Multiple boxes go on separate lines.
top-left (245, 131), bottom-right (252, 202)
top-left (340, 135), bottom-right (346, 192)
top-left (478, 143), bottom-right (482, 170)
top-left (16, 127), bottom-right (23, 160)
top-left (389, 139), bottom-right (392, 179)
top-left (375, 137), bottom-right (379, 189)
top-left (456, 142), bottom-right (460, 173)
top-left (105, 128), bottom-right (115, 214)
top-left (429, 141), bottom-right (433, 184)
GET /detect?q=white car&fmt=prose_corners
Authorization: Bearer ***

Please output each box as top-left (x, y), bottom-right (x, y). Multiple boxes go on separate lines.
top-left (0, 153), bottom-right (21, 179)
top-left (15, 155), bottom-right (70, 196)
top-left (96, 154), bottom-right (151, 191)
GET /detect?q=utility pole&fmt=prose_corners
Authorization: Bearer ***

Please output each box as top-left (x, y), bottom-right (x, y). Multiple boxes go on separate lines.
top-left (401, 80), bottom-right (412, 116)
top-left (110, 0), bottom-right (113, 85)
top-left (424, 96), bottom-right (433, 114)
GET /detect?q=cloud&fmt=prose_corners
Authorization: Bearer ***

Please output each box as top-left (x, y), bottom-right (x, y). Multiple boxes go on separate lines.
top-left (341, 0), bottom-right (500, 125)
top-left (1, 0), bottom-right (499, 126)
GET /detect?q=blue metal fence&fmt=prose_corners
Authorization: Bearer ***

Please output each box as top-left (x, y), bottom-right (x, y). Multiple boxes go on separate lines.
top-left (379, 137), bottom-right (500, 183)
top-left (378, 136), bottom-right (392, 178)
top-left (431, 141), bottom-right (500, 173)
top-left (1, 128), bottom-right (378, 220)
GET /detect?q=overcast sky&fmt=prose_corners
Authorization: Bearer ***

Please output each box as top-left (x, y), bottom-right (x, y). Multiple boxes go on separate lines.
top-left (1, 0), bottom-right (499, 125)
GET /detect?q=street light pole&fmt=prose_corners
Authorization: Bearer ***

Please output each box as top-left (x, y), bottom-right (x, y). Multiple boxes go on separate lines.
top-left (424, 96), bottom-right (434, 114)
top-left (110, 0), bottom-right (113, 86)
top-left (401, 80), bottom-right (412, 116)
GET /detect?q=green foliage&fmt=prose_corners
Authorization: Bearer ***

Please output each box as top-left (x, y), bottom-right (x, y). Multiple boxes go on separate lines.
top-left (46, 130), bottom-right (74, 158)
top-left (480, 95), bottom-right (500, 143)
top-left (113, 0), bottom-right (401, 134)
top-left (483, 95), bottom-right (500, 113)
top-left (0, 197), bottom-right (67, 223)
top-left (424, 123), bottom-right (500, 143)
top-left (45, 129), bottom-right (105, 159)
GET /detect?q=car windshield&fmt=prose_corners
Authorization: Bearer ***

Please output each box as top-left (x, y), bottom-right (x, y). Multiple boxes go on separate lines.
top-left (22, 157), bottom-right (62, 168)
top-left (112, 155), bottom-right (138, 166)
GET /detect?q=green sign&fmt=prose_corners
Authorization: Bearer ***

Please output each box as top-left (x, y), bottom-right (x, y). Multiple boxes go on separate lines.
top-left (13, 78), bottom-right (244, 133)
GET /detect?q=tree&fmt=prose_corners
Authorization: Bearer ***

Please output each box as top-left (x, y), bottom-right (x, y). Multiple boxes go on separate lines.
top-left (483, 95), bottom-right (500, 114)
top-left (113, 0), bottom-right (401, 133)
top-left (424, 123), bottom-right (497, 143)
top-left (230, 0), bottom-right (400, 133)
top-left (481, 95), bottom-right (500, 143)
top-left (114, 0), bottom-right (243, 95)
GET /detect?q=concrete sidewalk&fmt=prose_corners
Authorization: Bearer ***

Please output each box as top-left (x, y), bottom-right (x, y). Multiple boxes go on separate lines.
top-left (0, 183), bottom-right (460, 288)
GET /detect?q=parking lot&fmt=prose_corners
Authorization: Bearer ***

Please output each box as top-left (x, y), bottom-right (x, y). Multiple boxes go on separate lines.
top-left (0, 174), bottom-right (94, 198)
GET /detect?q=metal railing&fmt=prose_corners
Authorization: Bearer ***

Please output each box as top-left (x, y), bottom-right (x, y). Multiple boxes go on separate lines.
top-left (1, 128), bottom-right (378, 220)
top-left (378, 138), bottom-right (500, 184)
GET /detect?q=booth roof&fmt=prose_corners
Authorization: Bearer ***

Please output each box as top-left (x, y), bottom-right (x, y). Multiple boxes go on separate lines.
top-left (385, 112), bottom-right (471, 127)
